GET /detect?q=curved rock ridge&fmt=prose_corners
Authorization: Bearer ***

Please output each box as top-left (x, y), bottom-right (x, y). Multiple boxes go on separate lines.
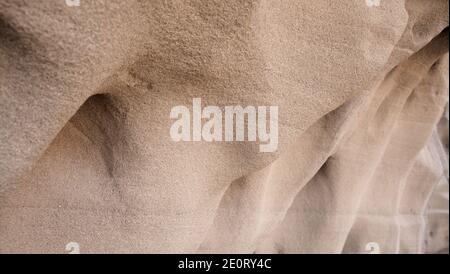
top-left (0, 0), bottom-right (448, 253)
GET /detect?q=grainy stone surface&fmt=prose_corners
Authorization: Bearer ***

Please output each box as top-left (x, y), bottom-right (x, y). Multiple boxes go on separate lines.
top-left (0, 0), bottom-right (448, 253)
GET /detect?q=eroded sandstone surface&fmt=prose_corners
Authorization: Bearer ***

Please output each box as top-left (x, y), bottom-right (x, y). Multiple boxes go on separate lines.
top-left (0, 0), bottom-right (448, 253)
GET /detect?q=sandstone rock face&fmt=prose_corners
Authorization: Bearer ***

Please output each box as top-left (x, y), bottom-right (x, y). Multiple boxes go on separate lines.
top-left (0, 0), bottom-right (448, 253)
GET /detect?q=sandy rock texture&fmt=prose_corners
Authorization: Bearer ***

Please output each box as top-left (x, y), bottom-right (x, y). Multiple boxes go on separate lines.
top-left (0, 0), bottom-right (448, 253)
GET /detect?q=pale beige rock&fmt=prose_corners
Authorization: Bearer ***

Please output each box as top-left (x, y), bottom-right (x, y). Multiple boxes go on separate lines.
top-left (0, 0), bottom-right (448, 253)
